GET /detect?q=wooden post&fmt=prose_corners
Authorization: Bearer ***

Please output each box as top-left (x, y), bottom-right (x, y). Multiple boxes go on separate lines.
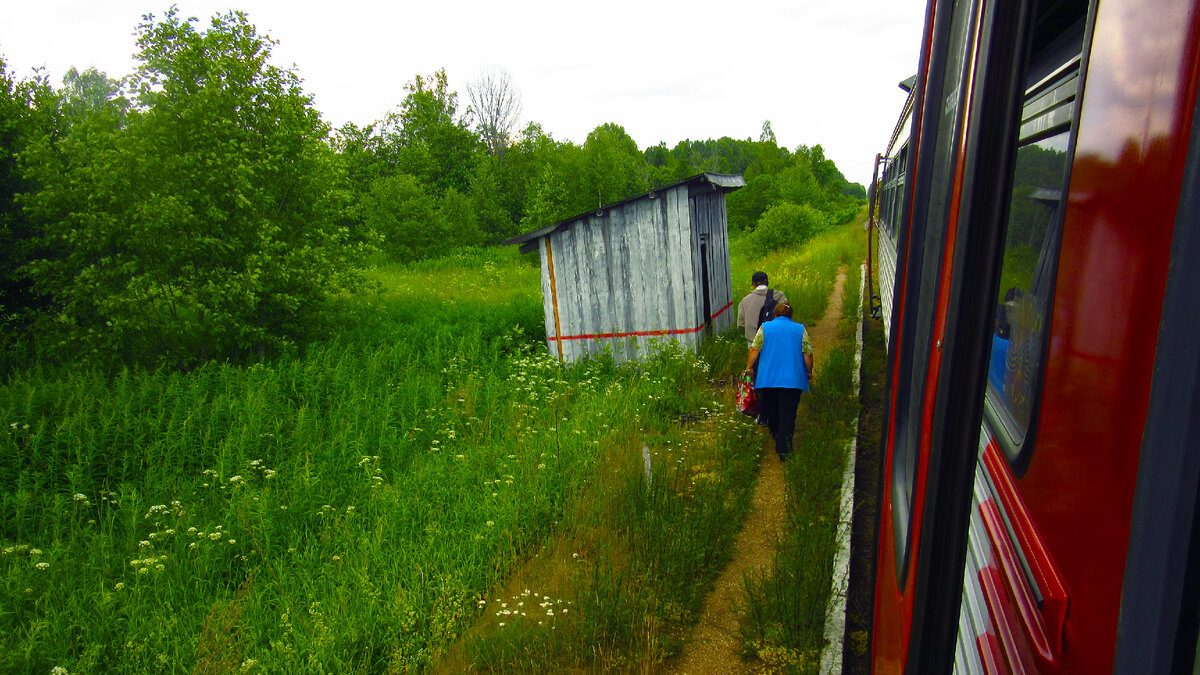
top-left (545, 237), bottom-right (564, 361)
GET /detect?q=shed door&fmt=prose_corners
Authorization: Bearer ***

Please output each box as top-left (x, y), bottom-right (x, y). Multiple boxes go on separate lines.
top-left (699, 232), bottom-right (712, 336)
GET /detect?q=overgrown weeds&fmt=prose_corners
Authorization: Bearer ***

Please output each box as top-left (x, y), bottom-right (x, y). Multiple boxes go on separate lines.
top-left (0, 246), bottom-right (759, 672)
top-left (0, 217), bottom-right (866, 673)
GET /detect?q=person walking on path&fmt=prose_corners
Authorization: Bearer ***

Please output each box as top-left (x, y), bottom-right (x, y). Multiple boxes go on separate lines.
top-left (736, 271), bottom-right (788, 346)
top-left (745, 302), bottom-right (812, 461)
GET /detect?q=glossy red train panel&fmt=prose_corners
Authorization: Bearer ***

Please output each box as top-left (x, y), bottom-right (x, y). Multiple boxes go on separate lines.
top-left (868, 0), bottom-right (1200, 671)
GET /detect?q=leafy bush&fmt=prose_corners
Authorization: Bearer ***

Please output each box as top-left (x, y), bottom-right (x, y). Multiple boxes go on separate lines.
top-left (746, 202), bottom-right (831, 258)
top-left (18, 9), bottom-right (369, 369)
top-left (360, 173), bottom-right (463, 263)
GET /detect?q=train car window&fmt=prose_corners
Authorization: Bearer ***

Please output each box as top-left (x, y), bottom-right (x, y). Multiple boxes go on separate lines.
top-left (984, 15), bottom-right (1086, 465)
top-left (880, 146), bottom-right (903, 239)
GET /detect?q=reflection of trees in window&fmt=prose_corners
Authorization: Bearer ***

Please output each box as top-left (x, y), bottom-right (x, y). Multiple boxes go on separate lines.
top-left (989, 134), bottom-right (1069, 437)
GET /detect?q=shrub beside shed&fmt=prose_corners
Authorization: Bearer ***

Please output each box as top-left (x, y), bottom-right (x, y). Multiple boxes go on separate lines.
top-left (503, 172), bottom-right (744, 363)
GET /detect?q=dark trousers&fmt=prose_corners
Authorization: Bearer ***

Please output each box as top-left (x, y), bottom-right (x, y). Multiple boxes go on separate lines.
top-left (757, 387), bottom-right (802, 459)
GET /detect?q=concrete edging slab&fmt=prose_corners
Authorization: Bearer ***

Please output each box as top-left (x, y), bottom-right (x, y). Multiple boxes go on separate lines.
top-left (819, 261), bottom-right (867, 674)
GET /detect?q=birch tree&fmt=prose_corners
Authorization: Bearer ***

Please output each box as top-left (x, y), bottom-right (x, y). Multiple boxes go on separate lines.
top-left (467, 67), bottom-right (521, 160)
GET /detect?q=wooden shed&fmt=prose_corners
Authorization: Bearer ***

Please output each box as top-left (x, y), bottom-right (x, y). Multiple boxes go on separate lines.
top-left (503, 172), bottom-right (745, 363)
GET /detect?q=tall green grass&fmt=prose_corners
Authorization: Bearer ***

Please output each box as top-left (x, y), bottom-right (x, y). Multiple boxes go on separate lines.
top-left (0, 244), bottom-right (765, 673)
top-left (730, 217), bottom-right (866, 331)
top-left (451, 335), bottom-right (762, 672)
top-left (1, 224), bottom-right (866, 673)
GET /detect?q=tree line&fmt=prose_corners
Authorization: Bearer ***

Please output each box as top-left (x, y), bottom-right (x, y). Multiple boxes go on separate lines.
top-left (0, 9), bottom-right (864, 373)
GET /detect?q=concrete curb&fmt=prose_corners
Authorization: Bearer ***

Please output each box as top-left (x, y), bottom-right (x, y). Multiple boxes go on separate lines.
top-left (820, 262), bottom-right (867, 674)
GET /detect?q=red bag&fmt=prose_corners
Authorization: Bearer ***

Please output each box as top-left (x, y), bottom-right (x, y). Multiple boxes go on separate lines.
top-left (737, 370), bottom-right (759, 418)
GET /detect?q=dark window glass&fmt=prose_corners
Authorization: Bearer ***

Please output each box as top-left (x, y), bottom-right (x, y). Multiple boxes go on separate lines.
top-left (987, 131), bottom-right (1070, 441)
top-left (983, 21), bottom-right (1084, 465)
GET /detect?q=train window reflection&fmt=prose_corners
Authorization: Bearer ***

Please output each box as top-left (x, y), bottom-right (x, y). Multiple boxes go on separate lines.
top-left (987, 131), bottom-right (1070, 450)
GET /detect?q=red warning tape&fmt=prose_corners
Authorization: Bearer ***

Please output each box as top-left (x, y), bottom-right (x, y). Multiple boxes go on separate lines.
top-left (548, 300), bottom-right (734, 342)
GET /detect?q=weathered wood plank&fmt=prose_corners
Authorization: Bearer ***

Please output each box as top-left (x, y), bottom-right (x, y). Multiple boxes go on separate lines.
top-left (539, 239), bottom-right (557, 356)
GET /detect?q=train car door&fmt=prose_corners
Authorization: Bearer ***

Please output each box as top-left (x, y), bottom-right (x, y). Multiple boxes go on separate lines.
top-left (871, 0), bottom-right (1071, 670)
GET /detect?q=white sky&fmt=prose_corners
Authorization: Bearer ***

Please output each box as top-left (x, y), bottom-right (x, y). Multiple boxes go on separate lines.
top-left (1, 0), bottom-right (927, 187)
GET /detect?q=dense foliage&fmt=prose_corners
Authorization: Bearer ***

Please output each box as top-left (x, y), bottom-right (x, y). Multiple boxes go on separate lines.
top-left (0, 7), bottom-right (864, 375)
top-left (8, 11), bottom-right (370, 371)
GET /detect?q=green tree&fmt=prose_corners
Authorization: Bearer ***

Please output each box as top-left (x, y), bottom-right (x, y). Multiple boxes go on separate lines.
top-left (333, 121), bottom-right (386, 185)
top-left (0, 60), bottom-right (59, 369)
top-left (520, 163), bottom-right (571, 232)
top-left (644, 141), bottom-right (691, 188)
top-left (60, 67), bottom-right (128, 127)
top-left (381, 69), bottom-right (479, 195)
top-left (759, 120), bottom-right (776, 144)
top-left (798, 143), bottom-right (853, 195)
top-left (360, 173), bottom-right (446, 262)
top-left (20, 8), bottom-right (368, 368)
top-left (510, 123), bottom-right (587, 229)
top-left (581, 122), bottom-right (648, 208)
top-left (469, 154), bottom-right (519, 242)
top-left (438, 186), bottom-right (482, 249)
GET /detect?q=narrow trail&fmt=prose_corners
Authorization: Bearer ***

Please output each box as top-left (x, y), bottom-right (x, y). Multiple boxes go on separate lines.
top-left (668, 266), bottom-right (849, 674)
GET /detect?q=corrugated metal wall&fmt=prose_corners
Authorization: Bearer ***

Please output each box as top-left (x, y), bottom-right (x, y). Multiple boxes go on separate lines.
top-left (536, 182), bottom-right (734, 363)
top-left (879, 228), bottom-right (898, 344)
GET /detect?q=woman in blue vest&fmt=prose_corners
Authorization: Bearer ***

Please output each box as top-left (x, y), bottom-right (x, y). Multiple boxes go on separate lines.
top-left (745, 302), bottom-right (813, 461)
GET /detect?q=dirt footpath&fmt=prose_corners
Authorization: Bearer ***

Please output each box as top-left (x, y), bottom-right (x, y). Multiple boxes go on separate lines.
top-left (667, 266), bottom-right (849, 674)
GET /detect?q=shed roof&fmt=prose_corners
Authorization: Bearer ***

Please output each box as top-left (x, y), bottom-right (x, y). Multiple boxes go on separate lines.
top-left (501, 172), bottom-right (745, 249)
top-left (1029, 187), bottom-right (1063, 203)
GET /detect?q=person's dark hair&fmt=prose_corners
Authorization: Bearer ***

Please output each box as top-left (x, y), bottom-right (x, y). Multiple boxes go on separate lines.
top-left (751, 271), bottom-right (768, 286)
top-left (996, 287), bottom-right (1024, 339)
top-left (774, 302), bottom-right (793, 319)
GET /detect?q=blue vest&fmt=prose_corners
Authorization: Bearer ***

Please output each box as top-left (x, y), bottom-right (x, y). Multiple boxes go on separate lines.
top-left (755, 317), bottom-right (810, 391)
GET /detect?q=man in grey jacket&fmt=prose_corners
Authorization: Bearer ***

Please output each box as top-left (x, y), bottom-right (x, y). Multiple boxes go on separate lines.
top-left (736, 271), bottom-right (788, 345)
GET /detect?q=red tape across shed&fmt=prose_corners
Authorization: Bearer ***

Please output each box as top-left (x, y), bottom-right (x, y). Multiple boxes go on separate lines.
top-left (548, 301), bottom-right (734, 342)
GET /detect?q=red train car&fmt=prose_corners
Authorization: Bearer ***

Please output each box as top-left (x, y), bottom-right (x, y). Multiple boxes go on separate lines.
top-left (868, 0), bottom-right (1200, 672)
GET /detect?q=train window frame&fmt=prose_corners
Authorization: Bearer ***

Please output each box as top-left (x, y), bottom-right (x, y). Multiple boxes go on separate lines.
top-left (890, 0), bottom-right (982, 587)
top-left (982, 19), bottom-right (1086, 472)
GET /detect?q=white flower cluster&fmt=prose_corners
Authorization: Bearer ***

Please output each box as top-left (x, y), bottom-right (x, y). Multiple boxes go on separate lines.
top-left (358, 455), bottom-right (384, 488)
top-left (129, 553), bottom-right (168, 574)
top-left (184, 524), bottom-right (235, 551)
top-left (199, 460), bottom-right (277, 491)
top-left (482, 588), bottom-right (574, 629)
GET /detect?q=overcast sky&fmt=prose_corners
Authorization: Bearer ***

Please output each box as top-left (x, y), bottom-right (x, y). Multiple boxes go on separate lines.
top-left (1, 0), bottom-right (927, 187)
